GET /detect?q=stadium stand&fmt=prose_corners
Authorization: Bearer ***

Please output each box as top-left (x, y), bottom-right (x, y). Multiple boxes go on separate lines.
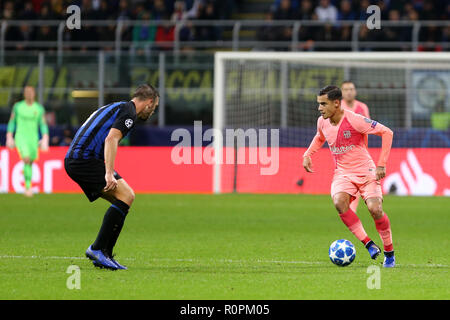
top-left (0, 0), bottom-right (449, 146)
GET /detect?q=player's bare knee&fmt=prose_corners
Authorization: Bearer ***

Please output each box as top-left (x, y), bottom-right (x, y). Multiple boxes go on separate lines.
top-left (127, 189), bottom-right (135, 205)
top-left (366, 199), bottom-right (383, 219)
top-left (369, 208), bottom-right (383, 220)
top-left (23, 157), bottom-right (31, 164)
top-left (333, 196), bottom-right (349, 214)
top-left (119, 187), bottom-right (135, 207)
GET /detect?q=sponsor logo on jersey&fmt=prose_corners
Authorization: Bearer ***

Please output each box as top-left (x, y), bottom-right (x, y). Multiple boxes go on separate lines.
top-left (330, 144), bottom-right (355, 155)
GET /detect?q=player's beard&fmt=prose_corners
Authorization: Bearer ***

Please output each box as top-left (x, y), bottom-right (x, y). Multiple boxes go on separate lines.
top-left (138, 112), bottom-right (151, 121)
top-left (139, 108), bottom-right (155, 121)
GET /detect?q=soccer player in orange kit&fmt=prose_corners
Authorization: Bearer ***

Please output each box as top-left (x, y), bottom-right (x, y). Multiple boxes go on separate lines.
top-left (340, 81), bottom-right (370, 214)
top-left (303, 85), bottom-right (395, 267)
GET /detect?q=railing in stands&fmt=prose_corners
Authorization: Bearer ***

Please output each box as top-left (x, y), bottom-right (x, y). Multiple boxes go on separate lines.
top-left (0, 19), bottom-right (449, 64)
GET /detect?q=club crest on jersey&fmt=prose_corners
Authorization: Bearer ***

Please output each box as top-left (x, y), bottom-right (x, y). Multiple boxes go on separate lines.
top-left (125, 119), bottom-right (133, 128)
top-left (343, 130), bottom-right (351, 139)
top-left (371, 121), bottom-right (377, 128)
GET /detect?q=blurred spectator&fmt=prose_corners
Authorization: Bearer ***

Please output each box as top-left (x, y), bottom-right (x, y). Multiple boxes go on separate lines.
top-left (49, 0), bottom-right (64, 18)
top-left (420, 0), bottom-right (437, 20)
top-left (117, 0), bottom-right (133, 21)
top-left (185, 0), bottom-right (202, 19)
top-left (273, 0), bottom-right (296, 20)
top-left (51, 126), bottom-right (74, 146)
top-left (171, 1), bottom-right (194, 42)
top-left (272, 0), bottom-right (299, 12)
top-left (80, 0), bottom-right (95, 19)
top-left (296, 0), bottom-right (316, 51)
top-left (152, 0), bottom-right (168, 20)
top-left (116, 0), bottom-right (133, 42)
top-left (95, 0), bottom-right (113, 20)
top-left (196, 1), bottom-right (219, 41)
top-left (15, 25), bottom-right (34, 50)
top-left (271, 0), bottom-right (295, 48)
top-left (297, 0), bottom-right (315, 20)
top-left (91, 0), bottom-right (101, 11)
top-left (171, 0), bottom-right (188, 21)
top-left (357, 0), bottom-right (372, 21)
top-left (315, 23), bottom-right (339, 50)
top-left (130, 4), bottom-right (154, 59)
top-left (315, 0), bottom-right (338, 22)
top-left (257, 11), bottom-right (278, 46)
top-left (132, 10), bottom-right (157, 47)
top-left (35, 25), bottom-right (56, 51)
top-left (19, 1), bottom-right (37, 20)
top-left (0, 0), bottom-right (447, 53)
top-left (155, 18), bottom-right (175, 50)
top-left (337, 0), bottom-right (355, 21)
top-left (375, 0), bottom-right (390, 21)
top-left (383, 10), bottom-right (407, 42)
top-left (389, 0), bottom-right (411, 15)
top-left (37, 1), bottom-right (59, 29)
top-left (2, 1), bottom-right (15, 19)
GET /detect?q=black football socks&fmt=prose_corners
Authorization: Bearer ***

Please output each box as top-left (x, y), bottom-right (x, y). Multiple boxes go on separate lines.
top-left (92, 200), bottom-right (130, 256)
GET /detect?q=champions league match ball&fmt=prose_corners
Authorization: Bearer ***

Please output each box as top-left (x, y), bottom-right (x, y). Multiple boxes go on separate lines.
top-left (329, 239), bottom-right (356, 267)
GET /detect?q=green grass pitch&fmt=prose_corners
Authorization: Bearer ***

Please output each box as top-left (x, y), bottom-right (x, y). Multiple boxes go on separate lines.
top-left (0, 193), bottom-right (448, 300)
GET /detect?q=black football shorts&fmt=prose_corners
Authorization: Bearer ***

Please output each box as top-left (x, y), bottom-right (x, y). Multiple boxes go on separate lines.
top-left (64, 158), bottom-right (122, 202)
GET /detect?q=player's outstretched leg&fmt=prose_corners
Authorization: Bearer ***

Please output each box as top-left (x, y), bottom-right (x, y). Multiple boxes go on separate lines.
top-left (333, 192), bottom-right (380, 260)
top-left (366, 198), bottom-right (395, 268)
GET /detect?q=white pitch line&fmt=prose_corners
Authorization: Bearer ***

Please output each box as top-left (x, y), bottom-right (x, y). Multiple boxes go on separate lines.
top-left (0, 255), bottom-right (448, 268)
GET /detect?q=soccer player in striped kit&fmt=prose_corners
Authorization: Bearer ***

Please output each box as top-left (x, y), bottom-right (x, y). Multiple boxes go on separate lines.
top-left (340, 81), bottom-right (370, 214)
top-left (303, 85), bottom-right (395, 267)
top-left (65, 84), bottom-right (159, 270)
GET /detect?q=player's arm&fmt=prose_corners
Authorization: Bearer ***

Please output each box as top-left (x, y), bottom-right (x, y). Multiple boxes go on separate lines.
top-left (374, 124), bottom-right (393, 180)
top-left (103, 128), bottom-right (123, 192)
top-left (351, 114), bottom-right (393, 180)
top-left (39, 110), bottom-right (49, 151)
top-left (6, 104), bottom-right (17, 149)
top-left (104, 103), bottom-right (135, 191)
top-left (303, 120), bottom-right (326, 173)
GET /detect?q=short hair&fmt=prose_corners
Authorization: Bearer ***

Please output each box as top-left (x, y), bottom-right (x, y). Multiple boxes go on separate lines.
top-left (341, 80), bottom-right (356, 87)
top-left (132, 84), bottom-right (159, 101)
top-left (318, 85), bottom-right (342, 101)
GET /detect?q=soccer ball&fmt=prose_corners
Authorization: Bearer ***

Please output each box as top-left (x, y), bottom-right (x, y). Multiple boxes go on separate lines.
top-left (329, 239), bottom-right (356, 267)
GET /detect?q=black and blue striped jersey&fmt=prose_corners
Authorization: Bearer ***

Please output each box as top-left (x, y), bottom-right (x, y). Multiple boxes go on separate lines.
top-left (66, 101), bottom-right (136, 160)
